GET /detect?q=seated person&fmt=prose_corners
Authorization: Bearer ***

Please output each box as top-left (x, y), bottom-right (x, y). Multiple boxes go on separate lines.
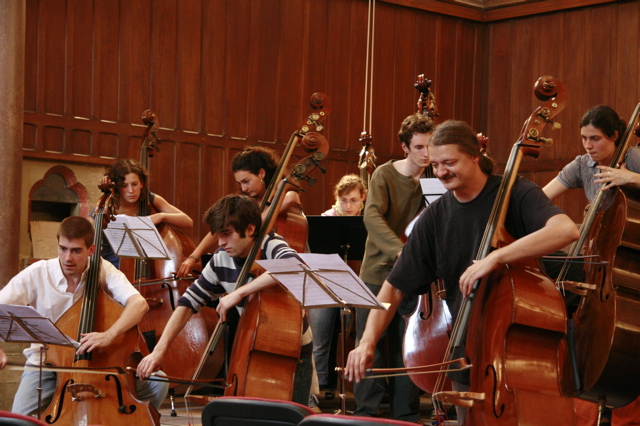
top-left (0, 216), bottom-right (168, 416)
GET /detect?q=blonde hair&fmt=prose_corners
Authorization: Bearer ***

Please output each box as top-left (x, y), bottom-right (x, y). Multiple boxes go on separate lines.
top-left (334, 174), bottom-right (366, 199)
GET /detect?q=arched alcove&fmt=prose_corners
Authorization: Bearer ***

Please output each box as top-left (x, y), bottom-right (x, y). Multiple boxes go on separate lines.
top-left (27, 165), bottom-right (90, 258)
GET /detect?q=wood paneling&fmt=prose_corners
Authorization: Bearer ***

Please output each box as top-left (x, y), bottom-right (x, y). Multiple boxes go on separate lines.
top-left (483, 2), bottom-right (640, 222)
top-left (22, 0), bottom-right (640, 243)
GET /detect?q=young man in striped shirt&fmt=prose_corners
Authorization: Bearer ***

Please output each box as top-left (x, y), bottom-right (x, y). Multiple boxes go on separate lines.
top-left (137, 194), bottom-right (313, 404)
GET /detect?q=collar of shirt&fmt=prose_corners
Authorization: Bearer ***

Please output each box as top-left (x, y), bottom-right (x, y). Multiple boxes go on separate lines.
top-left (52, 258), bottom-right (90, 294)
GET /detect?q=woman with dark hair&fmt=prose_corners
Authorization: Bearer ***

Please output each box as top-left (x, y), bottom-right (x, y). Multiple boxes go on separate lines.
top-left (543, 105), bottom-right (640, 202)
top-left (96, 158), bottom-right (193, 268)
top-left (177, 146), bottom-right (302, 276)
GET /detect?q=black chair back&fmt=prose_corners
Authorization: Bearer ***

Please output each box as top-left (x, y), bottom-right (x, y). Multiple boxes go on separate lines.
top-left (202, 396), bottom-right (315, 426)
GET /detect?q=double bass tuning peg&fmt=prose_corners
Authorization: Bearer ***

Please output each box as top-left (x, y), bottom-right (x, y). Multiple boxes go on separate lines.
top-left (537, 107), bottom-right (562, 130)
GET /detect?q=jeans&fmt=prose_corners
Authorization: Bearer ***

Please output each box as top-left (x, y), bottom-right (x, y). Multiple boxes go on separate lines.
top-left (308, 307), bottom-right (341, 387)
top-left (292, 354), bottom-right (313, 406)
top-left (353, 283), bottom-right (420, 422)
top-left (12, 369), bottom-right (169, 416)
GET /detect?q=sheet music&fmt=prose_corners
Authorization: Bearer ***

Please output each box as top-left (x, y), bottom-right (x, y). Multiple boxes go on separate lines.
top-left (257, 254), bottom-right (385, 310)
top-left (102, 215), bottom-right (170, 259)
top-left (404, 178), bottom-right (448, 237)
top-left (0, 304), bottom-right (77, 347)
top-left (420, 178), bottom-right (447, 205)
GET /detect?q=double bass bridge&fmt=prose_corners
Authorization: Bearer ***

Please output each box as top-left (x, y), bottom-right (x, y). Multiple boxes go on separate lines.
top-left (67, 383), bottom-right (105, 401)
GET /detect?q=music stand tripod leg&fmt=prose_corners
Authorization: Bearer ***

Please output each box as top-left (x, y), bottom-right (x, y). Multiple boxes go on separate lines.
top-left (338, 306), bottom-right (351, 415)
top-left (37, 345), bottom-right (48, 421)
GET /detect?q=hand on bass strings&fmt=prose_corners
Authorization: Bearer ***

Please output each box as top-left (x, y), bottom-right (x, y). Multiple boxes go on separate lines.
top-left (595, 164), bottom-right (638, 191)
top-left (458, 252), bottom-right (500, 298)
top-left (177, 256), bottom-right (197, 278)
top-left (0, 347), bottom-right (7, 369)
top-left (76, 331), bottom-right (116, 355)
top-left (216, 292), bottom-right (242, 322)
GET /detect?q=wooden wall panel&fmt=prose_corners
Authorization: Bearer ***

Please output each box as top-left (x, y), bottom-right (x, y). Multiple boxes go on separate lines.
top-left (70, 0), bottom-right (94, 119)
top-left (152, 0), bottom-right (179, 130)
top-left (121, 0), bottom-right (152, 124)
top-left (42, 0), bottom-right (66, 115)
top-left (202, 0), bottom-right (226, 137)
top-left (94, 0), bottom-right (120, 122)
top-left (325, 0), bottom-right (357, 152)
top-left (247, 0), bottom-right (281, 143)
top-left (614, 2), bottom-right (640, 116)
top-left (24, 0), bottom-right (640, 241)
top-left (175, 142), bottom-right (202, 241)
top-left (177, 0), bottom-right (203, 134)
top-left (24, 0), bottom-right (38, 112)
top-left (225, 2), bottom-right (251, 139)
top-left (483, 1), bottom-right (640, 223)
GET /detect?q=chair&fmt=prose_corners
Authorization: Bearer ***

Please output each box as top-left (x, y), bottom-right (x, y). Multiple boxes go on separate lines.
top-left (201, 396), bottom-right (315, 426)
top-left (298, 413), bottom-right (421, 425)
top-left (0, 411), bottom-right (47, 426)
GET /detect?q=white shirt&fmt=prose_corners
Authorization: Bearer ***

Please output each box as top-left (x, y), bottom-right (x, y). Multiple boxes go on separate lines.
top-left (0, 257), bottom-right (140, 365)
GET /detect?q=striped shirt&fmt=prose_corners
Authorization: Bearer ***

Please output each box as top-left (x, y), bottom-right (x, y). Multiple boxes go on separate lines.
top-left (178, 230), bottom-right (313, 355)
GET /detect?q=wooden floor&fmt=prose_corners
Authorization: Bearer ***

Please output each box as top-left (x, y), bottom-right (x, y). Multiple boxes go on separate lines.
top-left (157, 391), bottom-right (457, 426)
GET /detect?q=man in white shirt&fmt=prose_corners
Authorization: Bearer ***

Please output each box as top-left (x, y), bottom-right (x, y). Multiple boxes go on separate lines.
top-left (0, 216), bottom-right (168, 416)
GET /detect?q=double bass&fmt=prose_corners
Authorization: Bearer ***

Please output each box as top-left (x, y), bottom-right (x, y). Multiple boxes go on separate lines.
top-left (119, 111), bottom-right (222, 397)
top-left (558, 103), bottom-right (640, 408)
top-left (403, 75), bottom-right (451, 400)
top-left (41, 188), bottom-right (159, 425)
top-left (225, 140), bottom-right (330, 399)
top-left (434, 76), bottom-right (575, 425)
top-left (183, 94), bottom-right (331, 403)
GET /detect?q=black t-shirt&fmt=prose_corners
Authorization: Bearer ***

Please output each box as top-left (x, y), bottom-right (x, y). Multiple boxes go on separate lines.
top-left (388, 175), bottom-right (565, 322)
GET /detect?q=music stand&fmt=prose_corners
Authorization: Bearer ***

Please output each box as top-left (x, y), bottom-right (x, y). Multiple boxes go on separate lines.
top-left (0, 304), bottom-right (78, 419)
top-left (306, 215), bottom-right (367, 262)
top-left (256, 253), bottom-right (385, 414)
top-left (420, 178), bottom-right (447, 206)
top-left (102, 215), bottom-right (170, 260)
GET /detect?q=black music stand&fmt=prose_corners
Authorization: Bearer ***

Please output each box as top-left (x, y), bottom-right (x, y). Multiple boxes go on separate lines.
top-left (306, 215), bottom-right (367, 262)
top-left (256, 254), bottom-right (385, 415)
top-left (0, 304), bottom-right (77, 420)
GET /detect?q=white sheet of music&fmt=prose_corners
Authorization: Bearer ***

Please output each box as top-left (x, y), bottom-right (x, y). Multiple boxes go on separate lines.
top-left (102, 215), bottom-right (170, 259)
top-left (257, 253), bottom-right (385, 310)
top-left (0, 304), bottom-right (77, 347)
top-left (420, 178), bottom-right (447, 205)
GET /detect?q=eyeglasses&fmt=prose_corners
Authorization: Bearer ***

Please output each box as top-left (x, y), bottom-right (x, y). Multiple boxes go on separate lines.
top-left (339, 198), bottom-right (361, 206)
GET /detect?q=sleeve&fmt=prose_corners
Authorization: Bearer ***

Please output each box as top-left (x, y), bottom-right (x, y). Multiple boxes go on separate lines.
top-left (264, 232), bottom-right (302, 261)
top-left (509, 177), bottom-right (566, 237)
top-left (0, 266), bottom-right (37, 306)
top-left (363, 166), bottom-right (404, 259)
top-left (177, 256), bottom-right (226, 313)
top-left (623, 147), bottom-right (640, 173)
top-left (101, 258), bottom-right (140, 306)
top-left (557, 155), bottom-right (586, 190)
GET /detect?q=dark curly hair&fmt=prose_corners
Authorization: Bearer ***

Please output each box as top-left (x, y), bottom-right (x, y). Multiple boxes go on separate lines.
top-left (106, 158), bottom-right (149, 209)
top-left (231, 146), bottom-right (280, 186)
